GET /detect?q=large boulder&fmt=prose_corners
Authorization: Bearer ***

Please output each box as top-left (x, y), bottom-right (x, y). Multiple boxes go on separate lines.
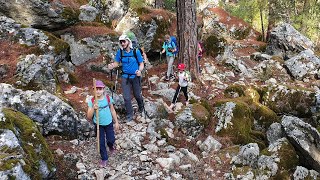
top-left (260, 85), bottom-right (319, 118)
top-left (115, 8), bottom-right (175, 52)
top-left (0, 0), bottom-right (76, 29)
top-left (284, 49), bottom-right (320, 81)
top-left (0, 108), bottom-right (55, 179)
top-left (174, 104), bottom-right (209, 137)
top-left (62, 34), bottom-right (119, 66)
top-left (202, 7), bottom-right (260, 41)
top-left (90, 0), bottom-right (129, 24)
top-left (214, 101), bottom-right (254, 145)
top-left (0, 83), bottom-right (90, 138)
top-left (281, 115), bottom-right (320, 172)
top-left (266, 23), bottom-right (314, 60)
top-left (15, 54), bottom-right (56, 93)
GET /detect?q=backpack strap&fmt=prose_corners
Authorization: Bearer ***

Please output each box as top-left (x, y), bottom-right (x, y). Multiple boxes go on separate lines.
top-left (120, 48), bottom-right (140, 65)
top-left (106, 95), bottom-right (110, 106)
top-left (91, 95), bottom-right (111, 106)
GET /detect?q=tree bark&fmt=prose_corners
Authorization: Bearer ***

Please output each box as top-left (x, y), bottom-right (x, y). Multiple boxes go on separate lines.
top-left (176, 0), bottom-right (198, 77)
top-left (259, 7), bottom-right (265, 42)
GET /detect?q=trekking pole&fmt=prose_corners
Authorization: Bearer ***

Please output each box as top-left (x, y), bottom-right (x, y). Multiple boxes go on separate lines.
top-left (159, 52), bottom-right (162, 64)
top-left (110, 69), bottom-right (113, 98)
top-left (114, 69), bottom-right (119, 94)
top-left (93, 78), bottom-right (100, 154)
top-left (145, 69), bottom-right (151, 91)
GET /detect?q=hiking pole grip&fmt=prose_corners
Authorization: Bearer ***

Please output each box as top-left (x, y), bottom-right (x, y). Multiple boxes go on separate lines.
top-left (93, 78), bottom-right (100, 154)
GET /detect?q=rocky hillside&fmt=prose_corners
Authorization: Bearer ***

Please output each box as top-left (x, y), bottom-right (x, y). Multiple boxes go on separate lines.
top-left (1, 0), bottom-right (320, 179)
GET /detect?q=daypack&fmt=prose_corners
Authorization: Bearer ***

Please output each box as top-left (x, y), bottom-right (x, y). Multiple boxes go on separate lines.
top-left (184, 70), bottom-right (191, 82)
top-left (120, 48), bottom-right (143, 66)
top-left (90, 95), bottom-right (111, 120)
top-left (126, 31), bottom-right (139, 49)
top-left (198, 41), bottom-right (205, 57)
top-left (169, 36), bottom-right (178, 55)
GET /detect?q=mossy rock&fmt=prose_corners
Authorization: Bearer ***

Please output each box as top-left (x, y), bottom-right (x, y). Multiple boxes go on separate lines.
top-left (151, 19), bottom-right (171, 50)
top-left (215, 99), bottom-right (267, 148)
top-left (1, 108), bottom-right (55, 179)
top-left (260, 85), bottom-right (316, 117)
top-left (244, 88), bottom-right (261, 103)
top-left (224, 85), bottom-right (246, 98)
top-left (232, 166), bottom-right (254, 177)
top-left (135, 7), bottom-right (151, 16)
top-left (277, 139), bottom-right (299, 171)
top-left (271, 170), bottom-right (291, 180)
top-left (252, 102), bottom-right (279, 127)
top-left (44, 32), bottom-right (70, 55)
top-left (159, 128), bottom-right (169, 140)
top-left (191, 103), bottom-right (210, 126)
top-left (204, 35), bottom-right (226, 57)
top-left (214, 100), bottom-right (253, 145)
top-left (62, 7), bottom-right (80, 25)
top-left (233, 27), bottom-right (250, 40)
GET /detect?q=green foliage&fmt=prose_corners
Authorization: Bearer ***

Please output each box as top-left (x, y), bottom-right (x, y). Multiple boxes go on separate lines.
top-left (44, 32), bottom-right (70, 55)
top-left (225, 0), bottom-right (320, 43)
top-left (163, 0), bottom-right (176, 12)
top-left (223, 0), bottom-right (268, 33)
top-left (136, 7), bottom-right (151, 16)
top-left (62, 7), bottom-right (80, 25)
top-left (129, 0), bottom-right (145, 9)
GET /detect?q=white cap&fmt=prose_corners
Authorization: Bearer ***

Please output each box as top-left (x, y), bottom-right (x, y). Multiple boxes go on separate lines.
top-left (119, 34), bottom-right (132, 49)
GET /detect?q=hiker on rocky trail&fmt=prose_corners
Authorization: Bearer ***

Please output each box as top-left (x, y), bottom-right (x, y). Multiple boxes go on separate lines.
top-left (108, 34), bottom-right (145, 122)
top-left (169, 63), bottom-right (191, 111)
top-left (87, 80), bottom-right (119, 168)
top-left (160, 34), bottom-right (176, 81)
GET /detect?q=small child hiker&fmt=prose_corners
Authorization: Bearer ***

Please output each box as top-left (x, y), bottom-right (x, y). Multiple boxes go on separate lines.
top-left (169, 63), bottom-right (191, 111)
top-left (87, 80), bottom-right (120, 168)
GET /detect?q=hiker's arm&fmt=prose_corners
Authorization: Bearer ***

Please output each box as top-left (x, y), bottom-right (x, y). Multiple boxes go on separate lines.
top-left (87, 102), bottom-right (98, 121)
top-left (87, 107), bottom-right (94, 121)
top-left (161, 43), bottom-right (166, 54)
top-left (109, 61), bottom-right (119, 69)
top-left (110, 104), bottom-right (119, 131)
top-left (108, 50), bottom-right (121, 69)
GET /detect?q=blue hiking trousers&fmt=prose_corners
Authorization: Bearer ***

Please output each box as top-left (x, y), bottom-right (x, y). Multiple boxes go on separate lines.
top-left (121, 76), bottom-right (144, 121)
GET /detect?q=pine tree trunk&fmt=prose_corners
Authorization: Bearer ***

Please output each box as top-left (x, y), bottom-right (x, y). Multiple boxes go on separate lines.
top-left (176, 0), bottom-right (198, 77)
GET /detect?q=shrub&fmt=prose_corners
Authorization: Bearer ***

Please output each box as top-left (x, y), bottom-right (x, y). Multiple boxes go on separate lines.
top-left (130, 0), bottom-right (145, 9)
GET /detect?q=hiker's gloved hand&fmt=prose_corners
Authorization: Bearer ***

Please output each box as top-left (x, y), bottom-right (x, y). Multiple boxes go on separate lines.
top-left (135, 70), bottom-right (142, 76)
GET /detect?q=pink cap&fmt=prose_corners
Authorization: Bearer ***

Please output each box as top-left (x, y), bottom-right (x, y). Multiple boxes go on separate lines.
top-left (95, 80), bottom-right (105, 88)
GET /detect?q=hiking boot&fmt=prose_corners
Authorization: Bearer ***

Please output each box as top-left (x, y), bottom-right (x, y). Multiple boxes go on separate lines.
top-left (109, 146), bottom-right (117, 155)
top-left (99, 160), bottom-right (108, 168)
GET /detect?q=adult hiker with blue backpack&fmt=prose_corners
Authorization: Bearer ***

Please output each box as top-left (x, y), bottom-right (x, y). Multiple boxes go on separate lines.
top-left (160, 34), bottom-right (177, 81)
top-left (108, 34), bottom-right (144, 122)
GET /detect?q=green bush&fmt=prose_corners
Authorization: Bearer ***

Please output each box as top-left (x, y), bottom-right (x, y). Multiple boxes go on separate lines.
top-left (130, 0), bottom-right (145, 9)
top-left (163, 0), bottom-right (176, 12)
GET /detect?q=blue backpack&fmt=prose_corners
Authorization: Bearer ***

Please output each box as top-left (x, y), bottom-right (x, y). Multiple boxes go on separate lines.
top-left (170, 36), bottom-right (178, 55)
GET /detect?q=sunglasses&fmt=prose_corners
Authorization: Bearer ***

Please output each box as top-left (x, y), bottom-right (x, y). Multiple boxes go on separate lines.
top-left (120, 40), bottom-right (126, 44)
